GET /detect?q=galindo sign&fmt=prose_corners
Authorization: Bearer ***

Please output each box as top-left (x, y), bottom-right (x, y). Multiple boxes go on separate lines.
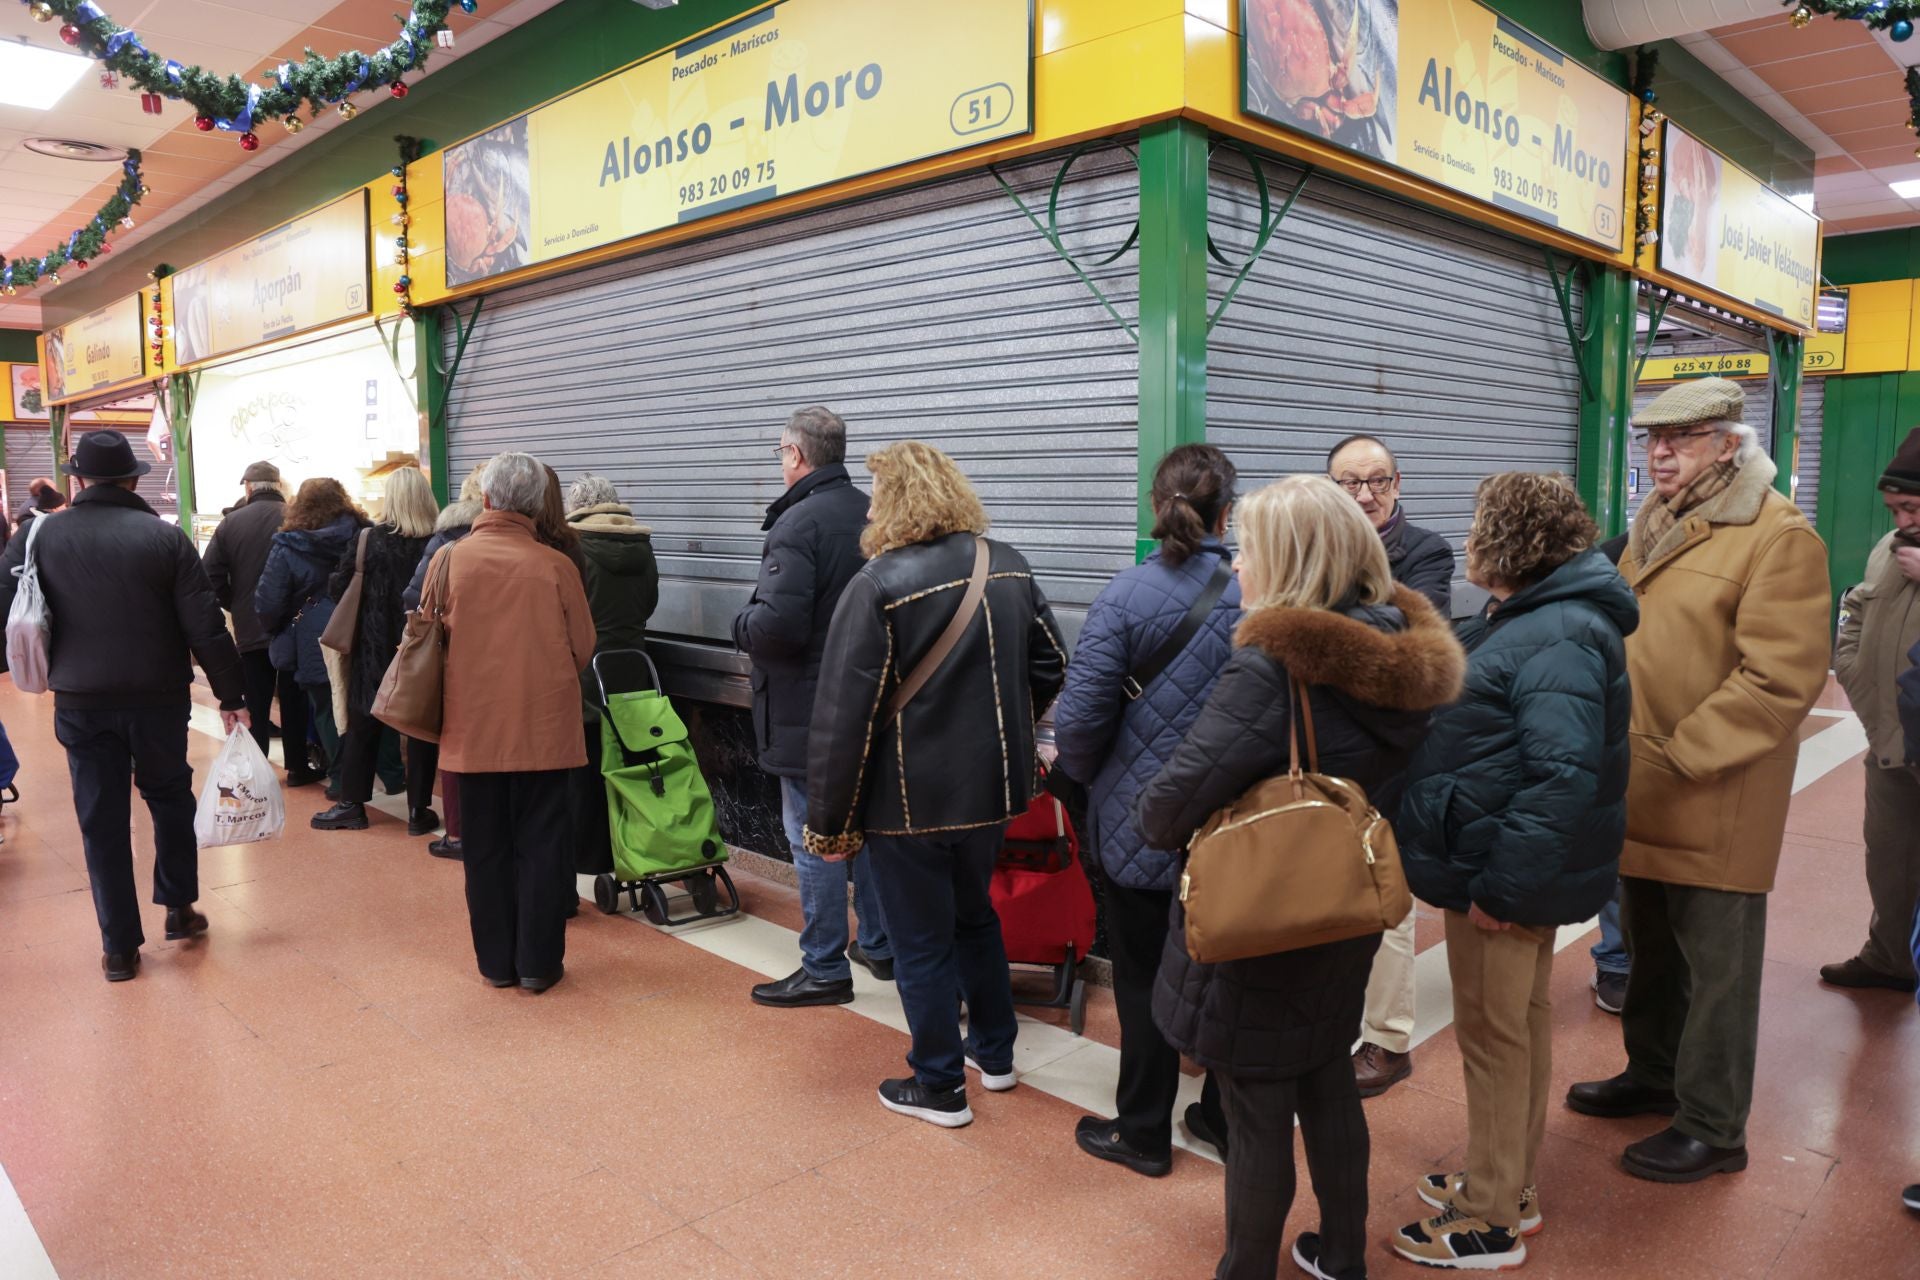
top-left (171, 191), bottom-right (372, 366)
top-left (43, 294), bottom-right (144, 404)
top-left (438, 0), bottom-right (1034, 288)
top-left (1658, 123), bottom-right (1821, 328)
top-left (1241, 0), bottom-right (1632, 252)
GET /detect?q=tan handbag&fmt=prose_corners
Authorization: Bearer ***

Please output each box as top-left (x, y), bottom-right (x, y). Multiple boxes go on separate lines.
top-left (1179, 677), bottom-right (1412, 963)
top-left (370, 545), bottom-right (450, 742)
top-left (320, 528), bottom-right (371, 654)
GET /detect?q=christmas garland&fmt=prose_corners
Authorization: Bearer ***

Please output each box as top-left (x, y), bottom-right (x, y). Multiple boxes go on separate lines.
top-left (1784, 1), bottom-right (1918, 39)
top-left (1631, 49), bottom-right (1665, 251)
top-left (1908, 66), bottom-right (1920, 152)
top-left (20, 0), bottom-right (477, 148)
top-left (391, 135), bottom-right (424, 317)
top-left (0, 151), bottom-right (144, 293)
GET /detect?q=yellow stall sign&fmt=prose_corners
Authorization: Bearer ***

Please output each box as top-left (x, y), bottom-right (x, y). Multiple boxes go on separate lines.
top-left (172, 191), bottom-right (372, 366)
top-left (1241, 0), bottom-right (1631, 251)
top-left (44, 294), bottom-right (145, 404)
top-left (1638, 352), bottom-right (1769, 383)
top-left (439, 0), bottom-right (1033, 288)
top-left (1658, 124), bottom-right (1820, 329)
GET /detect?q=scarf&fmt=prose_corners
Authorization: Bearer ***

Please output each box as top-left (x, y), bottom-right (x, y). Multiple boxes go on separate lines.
top-left (1630, 458), bottom-right (1739, 567)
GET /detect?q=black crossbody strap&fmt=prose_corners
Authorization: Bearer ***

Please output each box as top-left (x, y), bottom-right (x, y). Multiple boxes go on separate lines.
top-left (1124, 557), bottom-right (1232, 701)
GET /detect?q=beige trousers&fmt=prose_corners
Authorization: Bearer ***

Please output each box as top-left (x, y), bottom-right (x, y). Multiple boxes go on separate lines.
top-left (1445, 910), bottom-right (1555, 1231)
top-left (1359, 909), bottom-right (1417, 1053)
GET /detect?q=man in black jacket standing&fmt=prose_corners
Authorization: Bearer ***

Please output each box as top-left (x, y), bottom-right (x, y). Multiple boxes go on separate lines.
top-left (202, 461), bottom-right (316, 781)
top-left (733, 407), bottom-right (892, 1007)
top-left (0, 432), bottom-right (248, 982)
top-left (1327, 433), bottom-right (1456, 1099)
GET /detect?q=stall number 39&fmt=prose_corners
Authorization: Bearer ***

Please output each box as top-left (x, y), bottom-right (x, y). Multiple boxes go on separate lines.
top-left (680, 160), bottom-right (777, 207)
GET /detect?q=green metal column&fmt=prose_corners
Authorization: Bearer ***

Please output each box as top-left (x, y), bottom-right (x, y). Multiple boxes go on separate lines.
top-left (1136, 119), bottom-right (1211, 561)
top-left (48, 405), bottom-right (64, 491)
top-left (168, 373), bottom-right (196, 532)
top-left (1767, 330), bottom-right (1803, 501)
top-left (414, 307), bottom-right (450, 504)
top-left (1578, 267), bottom-right (1637, 539)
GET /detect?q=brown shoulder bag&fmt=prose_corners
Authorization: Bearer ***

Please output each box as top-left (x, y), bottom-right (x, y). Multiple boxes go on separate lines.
top-left (1178, 677), bottom-right (1412, 963)
top-left (320, 528), bottom-right (371, 655)
top-left (371, 543), bottom-right (452, 742)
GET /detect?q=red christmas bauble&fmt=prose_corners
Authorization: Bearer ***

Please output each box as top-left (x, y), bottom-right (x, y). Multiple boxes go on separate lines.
top-left (392, 282), bottom-right (407, 294)
top-left (98, 242), bottom-right (111, 254)
top-left (75, 259), bottom-right (87, 269)
top-left (58, 23), bottom-right (80, 45)
top-left (239, 132), bottom-right (259, 151)
top-left (194, 115), bottom-right (214, 132)
top-left (390, 81), bottom-right (409, 98)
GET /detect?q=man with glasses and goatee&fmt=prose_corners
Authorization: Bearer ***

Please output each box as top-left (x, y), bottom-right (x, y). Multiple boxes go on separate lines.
top-left (1327, 434), bottom-right (1454, 1101)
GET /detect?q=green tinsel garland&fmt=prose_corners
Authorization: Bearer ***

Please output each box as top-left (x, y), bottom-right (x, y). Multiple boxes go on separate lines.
top-left (1631, 48), bottom-right (1664, 250)
top-left (1782, 1), bottom-right (1920, 33)
top-left (1908, 66), bottom-right (1920, 145)
top-left (0, 151), bottom-right (144, 292)
top-left (21, 0), bottom-right (467, 137)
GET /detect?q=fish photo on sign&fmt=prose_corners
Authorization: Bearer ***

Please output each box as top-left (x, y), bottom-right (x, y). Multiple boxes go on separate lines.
top-left (444, 117), bottom-right (533, 287)
top-left (1246, 0), bottom-right (1398, 163)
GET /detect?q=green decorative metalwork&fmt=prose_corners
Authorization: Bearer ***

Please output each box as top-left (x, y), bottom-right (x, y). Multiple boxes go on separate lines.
top-left (989, 141), bottom-right (1141, 342)
top-left (1203, 140), bottom-right (1307, 334)
top-left (430, 295), bottom-right (484, 441)
top-left (1545, 251), bottom-right (1636, 536)
top-left (1634, 285), bottom-right (1674, 384)
top-left (1137, 119), bottom-right (1210, 562)
top-left (1767, 328), bottom-right (1804, 500)
top-left (1544, 251), bottom-right (1601, 404)
top-left (168, 372), bottom-right (198, 531)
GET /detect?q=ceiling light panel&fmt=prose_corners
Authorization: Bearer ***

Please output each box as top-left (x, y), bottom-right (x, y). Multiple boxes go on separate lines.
top-left (1891, 179), bottom-right (1920, 199)
top-left (0, 43), bottom-right (93, 111)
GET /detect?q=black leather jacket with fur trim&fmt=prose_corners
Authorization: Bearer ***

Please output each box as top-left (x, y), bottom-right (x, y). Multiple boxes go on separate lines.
top-left (803, 530), bottom-right (1068, 853)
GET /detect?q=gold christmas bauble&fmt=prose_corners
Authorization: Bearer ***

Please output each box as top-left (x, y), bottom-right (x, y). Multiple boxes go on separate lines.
top-left (338, 101), bottom-right (358, 121)
top-left (1790, 7), bottom-right (1813, 29)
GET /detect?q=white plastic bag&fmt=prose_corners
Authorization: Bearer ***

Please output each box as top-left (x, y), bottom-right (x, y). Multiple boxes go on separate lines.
top-left (7, 514), bottom-right (53, 695)
top-left (194, 727), bottom-right (285, 848)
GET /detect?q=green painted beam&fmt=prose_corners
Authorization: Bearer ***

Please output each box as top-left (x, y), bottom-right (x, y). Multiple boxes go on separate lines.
top-left (1575, 267), bottom-right (1636, 539)
top-left (1136, 119), bottom-right (1210, 562)
top-left (414, 308), bottom-right (450, 505)
top-left (1767, 331), bottom-right (1802, 501)
top-left (170, 374), bottom-right (196, 532)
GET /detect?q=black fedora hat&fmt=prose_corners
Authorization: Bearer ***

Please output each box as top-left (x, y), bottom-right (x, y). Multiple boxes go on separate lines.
top-left (61, 430), bottom-right (152, 482)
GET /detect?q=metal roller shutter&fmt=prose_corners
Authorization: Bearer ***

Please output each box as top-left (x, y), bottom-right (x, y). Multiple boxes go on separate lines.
top-left (1628, 366), bottom-right (1773, 524)
top-left (4, 426), bottom-right (54, 525)
top-left (1206, 149), bottom-right (1581, 615)
top-left (444, 147), bottom-right (1142, 647)
top-left (1796, 377), bottom-right (1823, 526)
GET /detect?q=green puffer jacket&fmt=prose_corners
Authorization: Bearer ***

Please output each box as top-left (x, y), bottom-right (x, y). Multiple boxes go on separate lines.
top-left (569, 503), bottom-right (660, 716)
top-left (1397, 548), bottom-right (1639, 926)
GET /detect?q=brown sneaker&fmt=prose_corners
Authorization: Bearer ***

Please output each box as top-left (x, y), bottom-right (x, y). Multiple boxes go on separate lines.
top-left (1353, 1042), bottom-right (1411, 1098)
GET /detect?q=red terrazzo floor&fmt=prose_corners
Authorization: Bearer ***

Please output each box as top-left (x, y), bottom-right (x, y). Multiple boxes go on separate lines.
top-left (1, 679), bottom-right (1915, 1279)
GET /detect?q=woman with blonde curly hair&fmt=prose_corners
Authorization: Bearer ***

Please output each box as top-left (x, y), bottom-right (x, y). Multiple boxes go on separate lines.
top-left (805, 440), bottom-right (1067, 1128)
top-left (1390, 472), bottom-right (1639, 1271)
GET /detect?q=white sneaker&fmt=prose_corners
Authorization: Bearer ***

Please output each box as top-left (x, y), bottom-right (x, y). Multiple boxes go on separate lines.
top-left (964, 1056), bottom-right (1017, 1092)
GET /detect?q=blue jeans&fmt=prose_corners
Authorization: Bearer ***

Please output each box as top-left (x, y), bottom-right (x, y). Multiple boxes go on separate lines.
top-left (865, 826), bottom-right (1018, 1090)
top-left (1593, 881), bottom-right (1629, 976)
top-left (783, 776), bottom-right (890, 982)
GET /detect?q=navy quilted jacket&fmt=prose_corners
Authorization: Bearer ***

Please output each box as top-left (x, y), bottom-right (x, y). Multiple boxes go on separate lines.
top-left (1398, 549), bottom-right (1639, 926)
top-left (1052, 539), bottom-right (1240, 890)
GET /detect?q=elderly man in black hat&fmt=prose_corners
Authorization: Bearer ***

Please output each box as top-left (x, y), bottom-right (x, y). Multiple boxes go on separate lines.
top-left (0, 431), bottom-right (248, 982)
top-left (1830, 427), bottom-right (1920, 995)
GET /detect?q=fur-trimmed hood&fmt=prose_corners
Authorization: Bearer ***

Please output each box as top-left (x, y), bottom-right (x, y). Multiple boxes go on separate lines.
top-left (436, 497), bottom-right (482, 535)
top-left (1232, 586), bottom-right (1465, 711)
top-left (567, 502), bottom-right (653, 536)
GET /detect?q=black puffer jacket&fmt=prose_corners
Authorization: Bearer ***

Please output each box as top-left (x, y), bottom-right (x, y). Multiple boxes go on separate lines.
top-left (201, 489), bottom-right (286, 652)
top-left (0, 485), bottom-right (245, 710)
top-left (1383, 507), bottom-right (1456, 616)
top-left (732, 465), bottom-right (869, 779)
top-left (1139, 588), bottom-right (1465, 1080)
top-left (328, 525), bottom-right (431, 717)
top-left (402, 498), bottom-right (480, 612)
top-left (569, 503), bottom-right (660, 719)
top-left (804, 530), bottom-right (1069, 855)
top-left (1398, 549), bottom-right (1637, 926)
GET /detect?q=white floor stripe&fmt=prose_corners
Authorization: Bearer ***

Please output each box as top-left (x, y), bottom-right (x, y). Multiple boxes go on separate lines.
top-left (0, 1164), bottom-right (56, 1280)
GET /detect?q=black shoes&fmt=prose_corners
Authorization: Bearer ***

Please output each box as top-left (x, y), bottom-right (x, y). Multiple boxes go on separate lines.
top-left (1593, 969), bottom-right (1628, 1014)
top-left (847, 941), bottom-right (894, 982)
top-left (878, 1077), bottom-right (972, 1128)
top-left (521, 967), bottom-right (563, 994)
top-left (428, 837), bottom-right (463, 860)
top-left (751, 967), bottom-right (854, 1008)
top-left (102, 950), bottom-right (140, 982)
top-left (483, 973), bottom-right (517, 989)
top-left (1622, 1126), bottom-right (1748, 1183)
top-left (1819, 956), bottom-right (1918, 992)
top-left (1184, 1101), bottom-right (1228, 1158)
top-left (1074, 1116), bottom-right (1172, 1177)
top-left (1565, 1072), bottom-right (1680, 1119)
top-left (283, 768), bottom-right (326, 789)
top-left (311, 802), bottom-right (369, 831)
top-left (407, 808), bottom-right (441, 837)
top-left (1290, 1233), bottom-right (1348, 1280)
top-left (1904, 1184), bottom-right (1920, 1213)
top-left (164, 906), bottom-right (209, 941)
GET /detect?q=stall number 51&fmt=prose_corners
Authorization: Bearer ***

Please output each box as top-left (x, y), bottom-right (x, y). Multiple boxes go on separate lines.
top-left (951, 84), bottom-right (1014, 136)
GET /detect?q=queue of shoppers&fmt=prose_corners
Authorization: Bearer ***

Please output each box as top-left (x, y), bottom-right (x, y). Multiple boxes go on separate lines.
top-left (9, 369), bottom-right (1879, 1271)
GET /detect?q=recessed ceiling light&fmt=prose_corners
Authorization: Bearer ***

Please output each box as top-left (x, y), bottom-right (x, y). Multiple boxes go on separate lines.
top-left (22, 138), bottom-right (129, 162)
top-left (1893, 179), bottom-right (1920, 200)
top-left (0, 42), bottom-right (92, 111)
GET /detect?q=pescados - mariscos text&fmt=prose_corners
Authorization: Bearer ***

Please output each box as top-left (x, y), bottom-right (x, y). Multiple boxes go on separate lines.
top-left (598, 63), bottom-right (885, 187)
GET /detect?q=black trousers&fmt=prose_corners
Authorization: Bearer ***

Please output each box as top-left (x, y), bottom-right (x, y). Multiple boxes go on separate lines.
top-left (241, 648), bottom-right (307, 767)
top-left (54, 705), bottom-right (199, 955)
top-left (1103, 878), bottom-right (1184, 1157)
top-left (460, 770), bottom-right (571, 983)
top-left (337, 707), bottom-right (416, 807)
top-left (1215, 1058), bottom-right (1370, 1280)
top-left (569, 718), bottom-right (612, 875)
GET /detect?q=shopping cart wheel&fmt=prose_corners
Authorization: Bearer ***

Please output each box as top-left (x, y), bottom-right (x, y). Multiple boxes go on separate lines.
top-left (639, 882), bottom-right (670, 926)
top-left (688, 870), bottom-right (720, 916)
top-left (593, 874), bottom-right (620, 916)
top-left (1069, 977), bottom-right (1088, 1036)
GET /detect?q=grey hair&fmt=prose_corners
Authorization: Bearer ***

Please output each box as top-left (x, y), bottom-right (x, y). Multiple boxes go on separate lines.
top-left (245, 479), bottom-right (281, 495)
top-left (1714, 422), bottom-right (1760, 451)
top-left (566, 474), bottom-right (620, 514)
top-left (783, 405), bottom-right (847, 468)
top-left (480, 452), bottom-right (547, 516)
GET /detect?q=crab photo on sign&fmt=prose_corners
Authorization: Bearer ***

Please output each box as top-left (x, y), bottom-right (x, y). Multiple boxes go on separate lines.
top-left (444, 117), bottom-right (532, 287)
top-left (1246, 0), bottom-right (1397, 163)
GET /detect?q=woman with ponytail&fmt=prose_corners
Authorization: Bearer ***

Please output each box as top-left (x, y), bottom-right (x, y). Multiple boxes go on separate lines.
top-left (1052, 443), bottom-right (1242, 1176)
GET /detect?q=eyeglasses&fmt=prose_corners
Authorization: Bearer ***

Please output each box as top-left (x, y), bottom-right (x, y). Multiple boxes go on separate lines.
top-left (1332, 476), bottom-right (1396, 497)
top-left (1631, 427), bottom-right (1719, 448)
top-left (772, 442), bottom-right (798, 460)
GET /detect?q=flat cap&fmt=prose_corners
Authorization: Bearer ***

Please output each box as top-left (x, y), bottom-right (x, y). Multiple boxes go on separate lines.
top-left (241, 460), bottom-right (281, 484)
top-left (1632, 377), bottom-right (1745, 430)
